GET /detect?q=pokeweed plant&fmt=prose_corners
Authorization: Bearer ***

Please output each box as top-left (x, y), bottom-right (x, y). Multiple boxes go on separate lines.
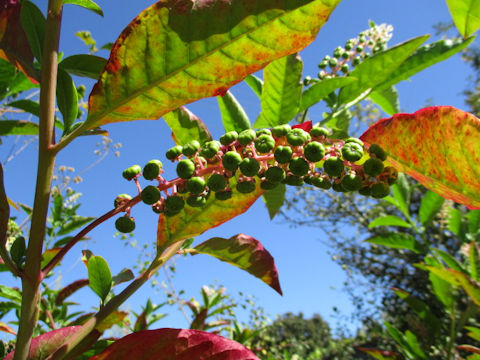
top-left (0, 0), bottom-right (479, 359)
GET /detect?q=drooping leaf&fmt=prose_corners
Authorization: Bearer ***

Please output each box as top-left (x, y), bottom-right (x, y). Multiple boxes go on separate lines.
top-left (90, 328), bottom-right (260, 360)
top-left (338, 35), bottom-right (428, 104)
top-left (60, 54), bottom-right (107, 79)
top-left (254, 53), bottom-right (303, 128)
top-left (244, 74), bottom-right (263, 97)
top-left (96, 311), bottom-right (128, 332)
top-left (360, 106), bottom-right (480, 209)
top-left (369, 86), bottom-right (399, 116)
top-left (217, 91), bottom-right (251, 132)
top-left (298, 77), bottom-right (356, 112)
top-left (0, 322), bottom-right (15, 335)
top-left (366, 233), bottom-right (423, 254)
top-left (85, 0), bottom-right (341, 129)
top-left (368, 215), bottom-right (412, 229)
top-left (63, 0), bottom-right (104, 17)
top-left (445, 0), bottom-right (480, 37)
top-left (19, 0), bottom-right (45, 62)
top-left (55, 279), bottom-right (90, 305)
top-left (193, 234), bottom-right (282, 295)
top-left (4, 326), bottom-right (81, 360)
top-left (56, 68), bottom-right (78, 134)
top-left (7, 99), bottom-right (39, 116)
top-left (419, 190), bottom-right (445, 226)
top-left (157, 178), bottom-right (263, 247)
top-left (87, 255), bottom-right (112, 302)
top-left (262, 184), bottom-right (286, 220)
top-left (433, 248), bottom-right (466, 273)
top-left (0, 285), bottom-right (21, 302)
top-left (163, 106), bottom-right (212, 146)
top-left (112, 268), bottom-right (134, 286)
top-left (0, 120), bottom-right (39, 135)
top-left (422, 265), bottom-right (461, 287)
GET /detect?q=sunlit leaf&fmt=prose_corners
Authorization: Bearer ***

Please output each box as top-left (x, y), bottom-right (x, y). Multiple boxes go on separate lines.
top-left (445, 0), bottom-right (480, 37)
top-left (369, 86), bottom-right (399, 116)
top-left (217, 91), bottom-right (251, 132)
top-left (56, 68), bottom-right (78, 134)
top-left (96, 311), bottom-right (128, 332)
top-left (63, 0), bottom-right (104, 17)
top-left (254, 53), bottom-right (303, 128)
top-left (87, 255), bottom-right (112, 302)
top-left (0, 120), bottom-right (38, 135)
top-left (368, 215), bottom-right (412, 229)
top-left (419, 190), bottom-right (445, 226)
top-left (244, 74), bottom-right (263, 97)
top-left (163, 106), bottom-right (211, 145)
top-left (360, 106), bottom-right (480, 209)
top-left (193, 234), bottom-right (282, 295)
top-left (90, 328), bottom-right (260, 360)
top-left (298, 77), bottom-right (356, 112)
top-left (425, 256), bottom-right (455, 307)
top-left (262, 184), bottom-right (286, 220)
top-left (60, 54), bottom-right (107, 79)
top-left (86, 0), bottom-right (341, 129)
top-left (0, 321), bottom-right (15, 335)
top-left (466, 326), bottom-right (480, 342)
top-left (19, 0), bottom-right (44, 62)
top-left (40, 248), bottom-right (61, 270)
top-left (358, 347), bottom-right (400, 360)
top-left (112, 268), bottom-right (134, 286)
top-left (366, 233), bottom-right (423, 254)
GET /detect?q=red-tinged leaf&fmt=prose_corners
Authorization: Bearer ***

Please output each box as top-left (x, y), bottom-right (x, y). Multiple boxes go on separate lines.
top-left (0, 0), bottom-right (37, 82)
top-left (96, 311), bottom-right (128, 332)
top-left (85, 0), bottom-right (341, 129)
top-left (458, 345), bottom-right (480, 354)
top-left (360, 106), bottom-right (480, 209)
top-left (55, 279), bottom-right (90, 305)
top-left (157, 179), bottom-right (263, 247)
top-left (292, 121), bottom-right (312, 132)
top-left (41, 247), bottom-right (61, 270)
top-left (4, 326), bottom-right (81, 359)
top-left (0, 321), bottom-right (15, 335)
top-left (358, 347), bottom-right (400, 360)
top-left (193, 234), bottom-right (282, 295)
top-left (90, 328), bottom-right (260, 360)
top-left (163, 106), bottom-right (212, 146)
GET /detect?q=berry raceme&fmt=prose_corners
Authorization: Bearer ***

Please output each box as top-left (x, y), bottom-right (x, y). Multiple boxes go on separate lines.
top-left (114, 125), bottom-right (397, 230)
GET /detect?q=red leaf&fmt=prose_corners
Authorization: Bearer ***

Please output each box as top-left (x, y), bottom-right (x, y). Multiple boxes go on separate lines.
top-left (194, 234), bottom-right (282, 295)
top-left (0, 321), bottom-right (15, 335)
top-left (90, 328), bottom-right (260, 360)
top-left (360, 106), bottom-right (480, 209)
top-left (292, 121), bottom-right (312, 132)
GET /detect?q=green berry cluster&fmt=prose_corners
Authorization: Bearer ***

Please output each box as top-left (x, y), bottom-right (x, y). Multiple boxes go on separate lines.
top-left (114, 124), bottom-right (398, 233)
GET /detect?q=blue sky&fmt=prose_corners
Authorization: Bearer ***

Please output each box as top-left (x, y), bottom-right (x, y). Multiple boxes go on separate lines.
top-left (0, 0), bottom-right (476, 339)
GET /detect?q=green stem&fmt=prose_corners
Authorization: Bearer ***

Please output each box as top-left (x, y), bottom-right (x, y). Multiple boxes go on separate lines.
top-left (14, 1), bottom-right (63, 359)
top-left (446, 303), bottom-right (457, 360)
top-left (46, 239), bottom-right (186, 360)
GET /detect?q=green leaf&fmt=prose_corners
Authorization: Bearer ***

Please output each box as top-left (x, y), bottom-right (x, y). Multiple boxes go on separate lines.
top-left (9, 236), bottom-right (25, 267)
top-left (87, 255), bottom-right (112, 302)
top-left (56, 216), bottom-right (95, 236)
top-left (112, 268), bottom-right (134, 286)
top-left (469, 241), bottom-right (480, 281)
top-left (163, 106), bottom-right (212, 145)
top-left (254, 53), bottom-right (303, 128)
top-left (448, 207), bottom-right (467, 240)
top-left (445, 0), bottom-right (480, 37)
top-left (217, 91), bottom-right (251, 132)
top-left (451, 268), bottom-right (480, 306)
top-left (404, 330), bottom-right (428, 360)
top-left (244, 74), bottom-right (263, 97)
top-left (7, 99), bottom-right (39, 116)
top-left (361, 106), bottom-right (480, 210)
top-left (366, 233), bottom-right (423, 254)
top-left (375, 37), bottom-right (475, 92)
top-left (0, 285), bottom-right (21, 302)
top-left (419, 190), bottom-right (445, 226)
top-left (368, 215), bottom-right (411, 229)
top-left (262, 184), bottom-right (286, 220)
top-left (298, 77), bottom-right (357, 112)
top-left (369, 86), bottom-right (399, 116)
top-left (85, 0), bottom-right (341, 129)
top-left (56, 68), bottom-right (78, 134)
top-left (468, 210), bottom-right (480, 234)
top-left (40, 248), bottom-right (61, 270)
top-left (0, 120), bottom-right (38, 135)
top-left (422, 265), bottom-right (461, 286)
top-left (466, 326), bottom-right (480, 342)
top-left (383, 322), bottom-right (412, 358)
top-left (433, 249), bottom-right (466, 273)
top-left (60, 54), bottom-right (107, 79)
top-left (425, 256), bottom-right (455, 307)
top-left (325, 108), bottom-right (352, 138)
top-left (338, 35), bottom-right (429, 104)
top-left (193, 234), bottom-right (282, 295)
top-left (19, 0), bottom-right (45, 62)
top-left (63, 0), bottom-right (104, 17)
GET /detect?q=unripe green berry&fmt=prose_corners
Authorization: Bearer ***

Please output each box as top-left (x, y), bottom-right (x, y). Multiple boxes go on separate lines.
top-left (323, 157), bottom-right (344, 178)
top-left (186, 176), bottom-right (206, 194)
top-left (176, 159), bottom-right (196, 179)
top-left (265, 166), bottom-right (286, 183)
top-left (187, 194), bottom-right (207, 207)
top-left (332, 182), bottom-right (346, 192)
top-left (341, 142), bottom-right (364, 162)
top-left (219, 131), bottom-right (238, 145)
top-left (341, 173), bottom-right (363, 191)
top-left (166, 145), bottom-right (183, 160)
top-left (165, 195), bottom-right (185, 212)
top-left (345, 42), bottom-right (353, 51)
top-left (122, 165), bottom-right (141, 181)
top-left (256, 129), bottom-right (272, 137)
top-left (238, 129), bottom-right (256, 146)
top-left (215, 190), bottom-right (233, 201)
top-left (318, 61), bottom-right (328, 69)
top-left (115, 216), bottom-right (135, 233)
top-left (312, 177), bottom-right (332, 189)
top-left (289, 157), bottom-right (310, 177)
top-left (363, 158), bottom-right (384, 177)
top-left (284, 175), bottom-right (304, 186)
top-left (254, 134), bottom-right (275, 153)
top-left (345, 137), bottom-right (364, 146)
top-left (222, 151), bottom-right (242, 171)
top-left (328, 58), bottom-right (338, 68)
top-left (310, 126), bottom-right (329, 138)
top-left (333, 47), bottom-right (343, 58)
top-left (304, 141), bottom-right (325, 162)
top-left (286, 128), bottom-right (309, 146)
top-left (274, 146), bottom-right (293, 164)
top-left (182, 140), bottom-right (200, 157)
top-left (356, 45), bottom-right (363, 52)
top-left (353, 56), bottom-right (361, 66)
top-left (239, 158), bottom-right (260, 177)
top-left (236, 179), bottom-right (256, 194)
top-left (371, 182), bottom-right (390, 198)
top-left (303, 76), bottom-right (311, 86)
top-left (369, 144), bottom-right (387, 161)
top-left (340, 64), bottom-right (349, 73)
top-left (260, 180), bottom-right (279, 190)
top-left (141, 185), bottom-right (161, 205)
top-left (341, 52), bottom-right (350, 59)
top-left (114, 194), bottom-right (132, 208)
top-left (143, 160), bottom-right (163, 180)
top-left (207, 174), bottom-right (227, 192)
top-left (272, 124), bottom-right (291, 137)
top-left (358, 186), bottom-right (371, 196)
top-left (200, 141), bottom-right (221, 158)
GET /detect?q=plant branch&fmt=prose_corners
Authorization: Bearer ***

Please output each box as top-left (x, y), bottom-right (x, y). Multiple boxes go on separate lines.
top-left (14, 1), bottom-right (63, 358)
top-left (46, 239), bottom-right (187, 360)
